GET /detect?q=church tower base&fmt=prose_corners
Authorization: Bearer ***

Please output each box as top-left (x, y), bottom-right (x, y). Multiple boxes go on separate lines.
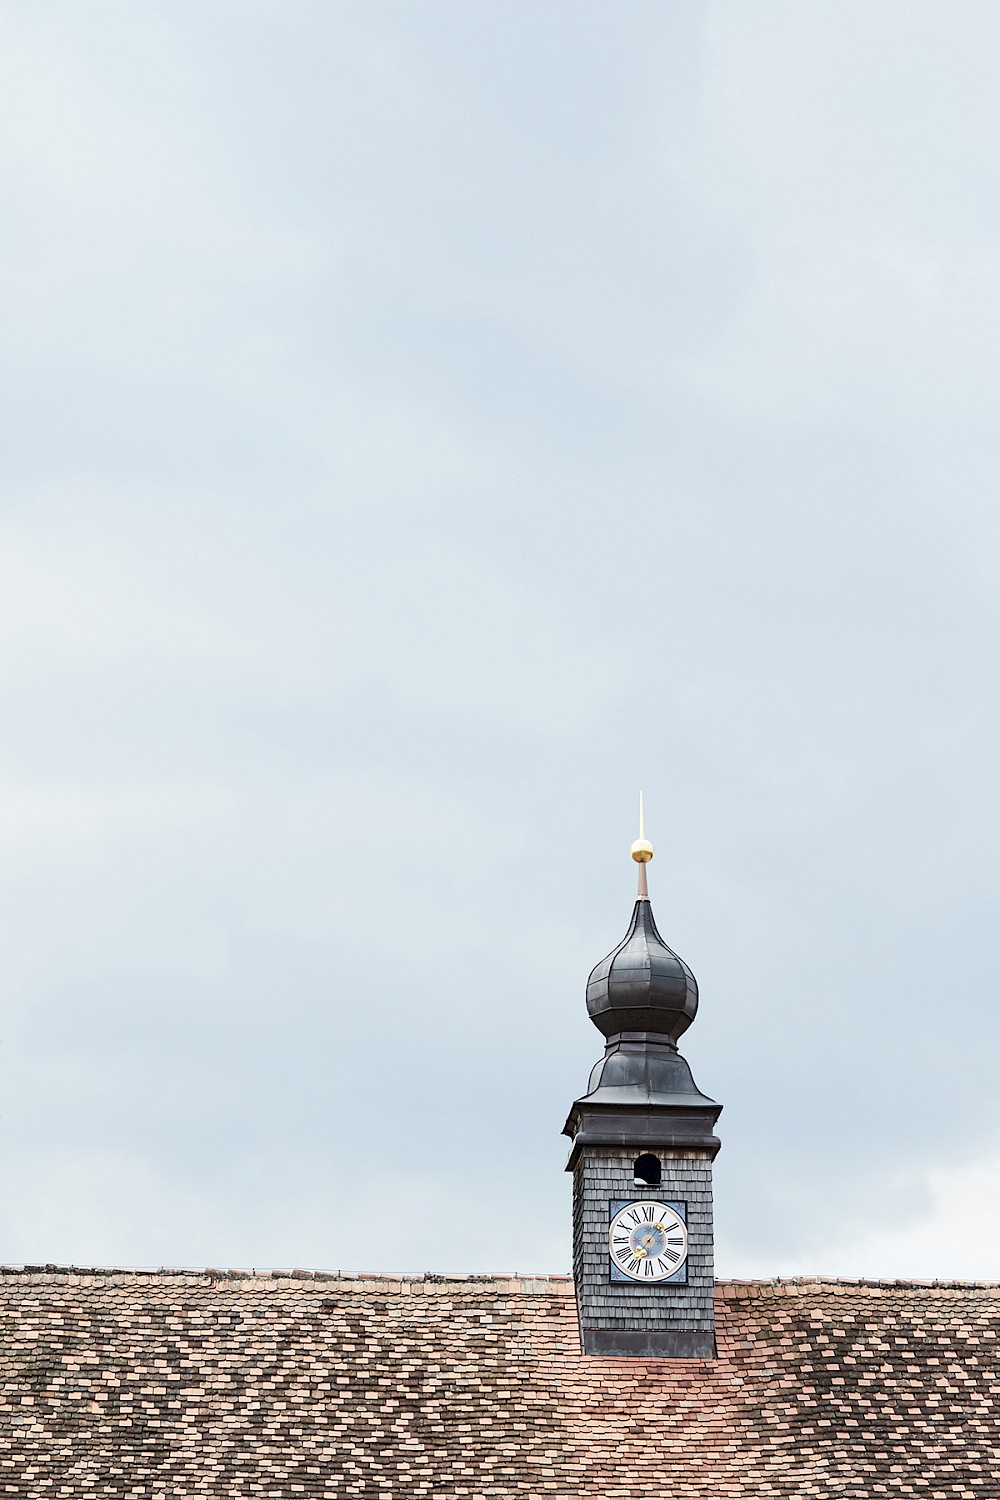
top-left (567, 1114), bottom-right (721, 1361)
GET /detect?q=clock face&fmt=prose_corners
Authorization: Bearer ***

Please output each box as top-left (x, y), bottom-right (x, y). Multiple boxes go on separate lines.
top-left (609, 1200), bottom-right (688, 1283)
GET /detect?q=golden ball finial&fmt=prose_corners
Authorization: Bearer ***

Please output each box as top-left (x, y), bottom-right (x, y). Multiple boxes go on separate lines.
top-left (630, 838), bottom-right (654, 864)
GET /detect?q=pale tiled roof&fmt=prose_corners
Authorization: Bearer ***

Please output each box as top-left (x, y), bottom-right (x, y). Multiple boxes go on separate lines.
top-left (1, 1265), bottom-right (998, 1497)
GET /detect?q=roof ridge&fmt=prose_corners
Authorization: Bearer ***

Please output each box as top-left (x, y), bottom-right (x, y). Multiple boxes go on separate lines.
top-left (0, 1264), bottom-right (576, 1286)
top-left (1, 1264), bottom-right (997, 1291)
top-left (719, 1275), bottom-right (1000, 1292)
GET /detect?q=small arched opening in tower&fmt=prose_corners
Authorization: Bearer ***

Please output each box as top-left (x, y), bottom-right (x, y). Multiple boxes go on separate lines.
top-left (633, 1153), bottom-right (662, 1188)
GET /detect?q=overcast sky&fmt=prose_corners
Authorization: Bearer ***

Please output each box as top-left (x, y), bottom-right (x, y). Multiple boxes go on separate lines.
top-left (1, 0), bottom-right (999, 1281)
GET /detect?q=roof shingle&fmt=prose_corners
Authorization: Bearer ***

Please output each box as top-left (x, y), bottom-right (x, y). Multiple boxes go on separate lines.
top-left (1, 1266), bottom-right (997, 1497)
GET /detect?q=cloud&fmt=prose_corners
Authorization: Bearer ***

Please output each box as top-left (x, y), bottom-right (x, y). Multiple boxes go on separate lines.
top-left (721, 1145), bottom-right (1000, 1283)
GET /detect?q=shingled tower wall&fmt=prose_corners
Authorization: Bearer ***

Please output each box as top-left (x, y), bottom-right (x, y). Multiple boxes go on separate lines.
top-left (571, 1146), bottom-right (716, 1356)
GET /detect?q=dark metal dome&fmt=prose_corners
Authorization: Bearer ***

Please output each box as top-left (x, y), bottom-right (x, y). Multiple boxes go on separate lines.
top-left (565, 836), bottom-right (720, 1144)
top-left (586, 898), bottom-right (699, 1041)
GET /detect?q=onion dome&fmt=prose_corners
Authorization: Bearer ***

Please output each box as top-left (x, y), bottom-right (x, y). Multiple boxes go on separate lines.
top-left (568, 796), bottom-right (718, 1113)
top-left (586, 898), bottom-right (698, 1041)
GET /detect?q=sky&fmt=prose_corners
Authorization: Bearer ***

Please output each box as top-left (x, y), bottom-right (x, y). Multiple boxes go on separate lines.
top-left (1, 0), bottom-right (999, 1282)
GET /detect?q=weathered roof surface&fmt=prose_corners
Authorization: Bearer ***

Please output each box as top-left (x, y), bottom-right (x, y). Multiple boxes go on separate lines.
top-left (1, 1266), bottom-right (998, 1497)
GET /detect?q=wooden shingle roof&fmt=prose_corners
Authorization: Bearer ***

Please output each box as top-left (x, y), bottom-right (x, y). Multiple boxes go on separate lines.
top-left (1, 1265), bottom-right (998, 1497)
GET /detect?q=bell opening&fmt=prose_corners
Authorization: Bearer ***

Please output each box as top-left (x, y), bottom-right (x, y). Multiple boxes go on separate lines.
top-left (633, 1153), bottom-right (662, 1188)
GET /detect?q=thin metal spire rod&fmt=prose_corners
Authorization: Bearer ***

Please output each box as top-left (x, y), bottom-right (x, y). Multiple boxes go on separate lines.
top-left (630, 789), bottom-right (654, 900)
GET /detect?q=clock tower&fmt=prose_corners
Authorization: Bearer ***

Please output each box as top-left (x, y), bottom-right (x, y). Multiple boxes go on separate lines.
top-left (563, 807), bottom-right (722, 1358)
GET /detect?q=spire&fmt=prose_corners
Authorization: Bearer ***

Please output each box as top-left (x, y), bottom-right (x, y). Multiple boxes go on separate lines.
top-left (630, 790), bottom-right (654, 900)
top-left (586, 797), bottom-right (698, 1042)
